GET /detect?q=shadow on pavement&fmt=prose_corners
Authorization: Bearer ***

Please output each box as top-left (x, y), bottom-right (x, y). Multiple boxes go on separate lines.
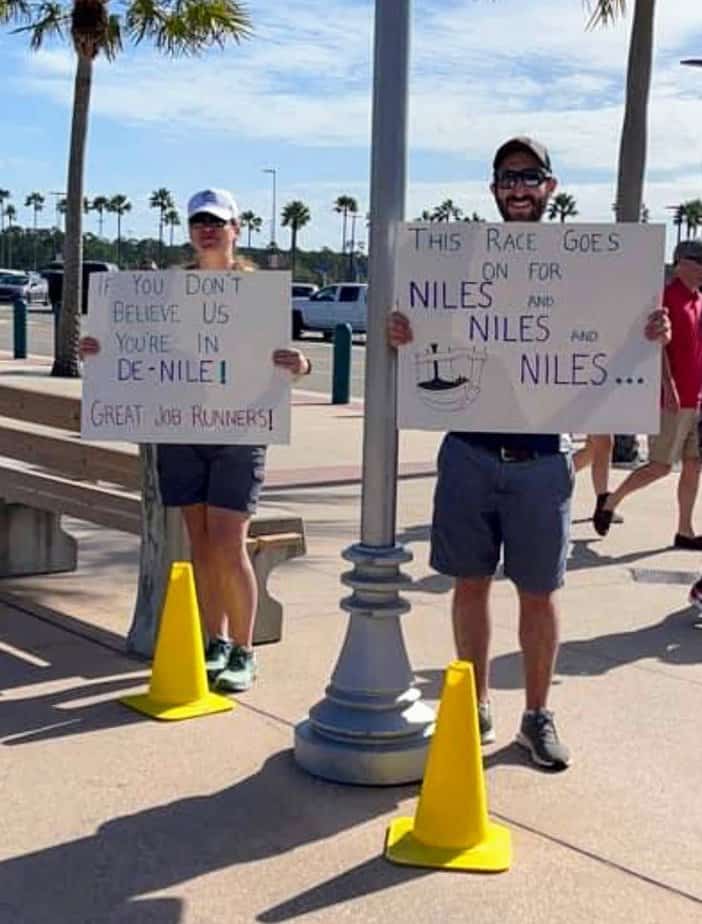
top-left (567, 537), bottom-right (671, 572)
top-left (257, 855), bottom-right (429, 922)
top-left (0, 603), bottom-right (149, 744)
top-left (412, 603), bottom-right (702, 697)
top-left (0, 751), bottom-right (416, 924)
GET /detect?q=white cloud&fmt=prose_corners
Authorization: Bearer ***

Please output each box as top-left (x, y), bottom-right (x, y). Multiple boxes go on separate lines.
top-left (7, 0), bottom-right (702, 247)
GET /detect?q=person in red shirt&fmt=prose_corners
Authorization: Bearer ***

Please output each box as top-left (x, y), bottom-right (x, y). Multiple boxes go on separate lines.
top-left (595, 239), bottom-right (702, 544)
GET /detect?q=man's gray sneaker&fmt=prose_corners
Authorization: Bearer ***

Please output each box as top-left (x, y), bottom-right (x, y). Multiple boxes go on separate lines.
top-left (516, 709), bottom-right (570, 770)
top-left (204, 637), bottom-right (232, 684)
top-left (478, 701), bottom-right (496, 745)
top-left (215, 645), bottom-right (257, 693)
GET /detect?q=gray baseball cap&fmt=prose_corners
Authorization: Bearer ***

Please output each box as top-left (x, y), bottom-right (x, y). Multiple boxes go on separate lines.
top-left (493, 137), bottom-right (552, 173)
top-left (674, 239), bottom-right (702, 263)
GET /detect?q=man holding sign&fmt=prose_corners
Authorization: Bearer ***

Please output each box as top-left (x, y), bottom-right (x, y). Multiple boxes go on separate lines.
top-left (389, 138), bottom-right (670, 770)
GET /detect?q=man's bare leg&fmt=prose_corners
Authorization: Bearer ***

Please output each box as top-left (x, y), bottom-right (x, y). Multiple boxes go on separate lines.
top-left (515, 587), bottom-right (570, 768)
top-left (452, 577), bottom-right (492, 702)
top-left (517, 589), bottom-right (559, 710)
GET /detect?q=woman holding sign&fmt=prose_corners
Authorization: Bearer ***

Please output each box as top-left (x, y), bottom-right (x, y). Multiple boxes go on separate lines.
top-left (81, 188), bottom-right (311, 693)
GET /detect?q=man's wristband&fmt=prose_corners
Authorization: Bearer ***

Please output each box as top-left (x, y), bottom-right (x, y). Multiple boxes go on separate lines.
top-left (305, 357), bottom-right (312, 375)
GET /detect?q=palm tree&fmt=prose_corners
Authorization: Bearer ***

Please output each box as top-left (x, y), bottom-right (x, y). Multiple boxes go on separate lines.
top-left (547, 192), bottom-right (579, 223)
top-left (682, 199), bottom-right (702, 239)
top-left (4, 203), bottom-right (16, 267)
top-left (462, 211), bottom-right (485, 222)
top-left (24, 192), bottom-right (45, 268)
top-left (416, 209), bottom-right (433, 221)
top-left (91, 195), bottom-right (110, 236)
top-left (588, 1), bottom-right (654, 227)
top-left (163, 207), bottom-right (180, 248)
top-left (672, 205), bottom-right (685, 245)
top-left (334, 195), bottom-right (358, 256)
top-left (107, 194), bottom-right (131, 266)
top-left (431, 199), bottom-right (463, 222)
top-left (588, 1), bottom-right (653, 463)
top-left (149, 188), bottom-right (175, 267)
top-left (239, 209), bottom-right (263, 249)
top-left (3, 0), bottom-right (251, 378)
top-left (281, 200), bottom-right (311, 279)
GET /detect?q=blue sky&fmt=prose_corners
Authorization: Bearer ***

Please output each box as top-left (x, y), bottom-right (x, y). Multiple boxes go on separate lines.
top-left (2, 0), bottom-right (702, 255)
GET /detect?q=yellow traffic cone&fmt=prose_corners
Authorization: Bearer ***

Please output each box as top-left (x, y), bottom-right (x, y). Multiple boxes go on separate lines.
top-left (121, 561), bottom-right (234, 721)
top-left (385, 660), bottom-right (510, 872)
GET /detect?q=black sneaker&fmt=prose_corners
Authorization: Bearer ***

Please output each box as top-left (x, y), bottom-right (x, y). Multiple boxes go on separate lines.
top-left (478, 701), bottom-right (496, 745)
top-left (595, 493), bottom-right (623, 526)
top-left (204, 637), bottom-right (233, 684)
top-left (516, 709), bottom-right (571, 770)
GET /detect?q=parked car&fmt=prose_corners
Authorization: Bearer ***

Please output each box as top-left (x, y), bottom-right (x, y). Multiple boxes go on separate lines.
top-left (0, 270), bottom-right (49, 305)
top-left (40, 259), bottom-right (118, 313)
top-left (292, 282), bottom-right (318, 301)
top-left (292, 283), bottom-right (367, 339)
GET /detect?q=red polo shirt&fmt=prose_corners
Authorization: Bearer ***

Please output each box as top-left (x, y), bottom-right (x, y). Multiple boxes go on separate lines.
top-left (663, 277), bottom-right (702, 409)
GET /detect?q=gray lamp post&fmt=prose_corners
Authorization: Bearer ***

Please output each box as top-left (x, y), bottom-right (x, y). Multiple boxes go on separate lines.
top-left (294, 0), bottom-right (435, 785)
top-left (262, 168), bottom-right (277, 248)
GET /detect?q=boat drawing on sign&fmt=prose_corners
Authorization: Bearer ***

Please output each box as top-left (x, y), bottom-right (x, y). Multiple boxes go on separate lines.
top-left (414, 342), bottom-right (488, 412)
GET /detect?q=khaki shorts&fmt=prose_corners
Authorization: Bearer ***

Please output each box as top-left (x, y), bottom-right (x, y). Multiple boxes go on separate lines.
top-left (648, 409), bottom-right (700, 465)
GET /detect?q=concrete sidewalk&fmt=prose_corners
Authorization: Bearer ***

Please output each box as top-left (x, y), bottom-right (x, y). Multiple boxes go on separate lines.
top-left (1, 363), bottom-right (702, 922)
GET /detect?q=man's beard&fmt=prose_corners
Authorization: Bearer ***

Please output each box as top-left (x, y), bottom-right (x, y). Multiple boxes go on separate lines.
top-left (494, 194), bottom-right (547, 222)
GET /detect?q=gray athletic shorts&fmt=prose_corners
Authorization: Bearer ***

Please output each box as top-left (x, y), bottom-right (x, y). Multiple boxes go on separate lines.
top-left (430, 434), bottom-right (573, 594)
top-left (156, 444), bottom-right (266, 514)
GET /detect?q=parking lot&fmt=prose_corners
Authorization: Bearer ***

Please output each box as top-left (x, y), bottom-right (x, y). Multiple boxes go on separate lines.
top-left (0, 302), bottom-right (368, 400)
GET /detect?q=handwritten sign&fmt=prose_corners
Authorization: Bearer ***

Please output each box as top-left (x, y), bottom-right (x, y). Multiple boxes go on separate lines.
top-left (81, 269), bottom-right (292, 443)
top-left (396, 223), bottom-right (665, 434)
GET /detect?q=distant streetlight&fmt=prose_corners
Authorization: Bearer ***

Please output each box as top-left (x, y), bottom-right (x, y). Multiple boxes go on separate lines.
top-left (262, 168), bottom-right (277, 248)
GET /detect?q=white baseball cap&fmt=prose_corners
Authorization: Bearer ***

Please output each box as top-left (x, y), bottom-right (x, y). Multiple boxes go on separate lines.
top-left (187, 188), bottom-right (239, 222)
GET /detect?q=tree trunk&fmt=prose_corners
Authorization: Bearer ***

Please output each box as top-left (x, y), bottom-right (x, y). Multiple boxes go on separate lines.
top-left (52, 51), bottom-right (93, 378)
top-left (117, 213), bottom-right (122, 267)
top-left (290, 228), bottom-right (297, 278)
top-left (127, 445), bottom-right (190, 657)
top-left (612, 0), bottom-right (656, 464)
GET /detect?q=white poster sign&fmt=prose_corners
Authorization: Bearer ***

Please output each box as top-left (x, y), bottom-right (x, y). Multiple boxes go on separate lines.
top-left (81, 269), bottom-right (292, 443)
top-left (396, 223), bottom-right (665, 434)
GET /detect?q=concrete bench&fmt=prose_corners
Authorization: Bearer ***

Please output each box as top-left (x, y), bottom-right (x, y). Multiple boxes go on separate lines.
top-left (0, 379), bottom-right (305, 651)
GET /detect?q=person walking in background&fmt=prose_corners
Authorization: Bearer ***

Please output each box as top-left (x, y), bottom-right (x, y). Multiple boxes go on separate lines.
top-left (81, 188), bottom-right (312, 693)
top-left (595, 240), bottom-right (702, 547)
top-left (573, 434), bottom-right (623, 529)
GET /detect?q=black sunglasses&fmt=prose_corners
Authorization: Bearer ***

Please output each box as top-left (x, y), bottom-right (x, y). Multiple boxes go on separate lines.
top-left (494, 168), bottom-right (550, 190)
top-left (189, 214), bottom-right (228, 228)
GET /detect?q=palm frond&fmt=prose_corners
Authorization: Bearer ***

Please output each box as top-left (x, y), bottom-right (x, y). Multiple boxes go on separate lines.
top-left (126, 0), bottom-right (251, 56)
top-left (0, 0), bottom-right (33, 26)
top-left (12, 2), bottom-right (69, 48)
top-left (585, 0), bottom-right (626, 29)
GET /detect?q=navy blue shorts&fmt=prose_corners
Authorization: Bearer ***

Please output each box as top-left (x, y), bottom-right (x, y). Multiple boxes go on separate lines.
top-left (430, 434), bottom-right (573, 593)
top-left (156, 444), bottom-right (266, 514)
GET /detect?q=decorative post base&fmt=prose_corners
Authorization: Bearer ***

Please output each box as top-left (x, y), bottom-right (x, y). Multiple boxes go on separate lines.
top-left (294, 543), bottom-right (435, 785)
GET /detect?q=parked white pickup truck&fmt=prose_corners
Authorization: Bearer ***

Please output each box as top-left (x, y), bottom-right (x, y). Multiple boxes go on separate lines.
top-left (292, 283), bottom-right (367, 339)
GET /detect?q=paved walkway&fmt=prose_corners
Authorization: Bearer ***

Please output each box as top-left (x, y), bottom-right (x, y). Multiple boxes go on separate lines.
top-left (1, 362), bottom-right (701, 922)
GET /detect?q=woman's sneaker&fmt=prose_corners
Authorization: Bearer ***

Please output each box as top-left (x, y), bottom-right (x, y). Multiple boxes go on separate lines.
top-left (516, 709), bottom-right (571, 770)
top-left (478, 701), bottom-right (496, 745)
top-left (204, 637), bottom-right (233, 684)
top-left (215, 645), bottom-right (257, 693)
